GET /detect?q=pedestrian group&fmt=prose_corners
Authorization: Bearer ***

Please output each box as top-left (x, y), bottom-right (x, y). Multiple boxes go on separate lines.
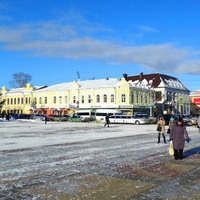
top-left (157, 115), bottom-right (190, 160)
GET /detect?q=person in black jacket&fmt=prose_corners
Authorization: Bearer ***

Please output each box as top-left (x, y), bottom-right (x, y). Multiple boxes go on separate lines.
top-left (104, 114), bottom-right (110, 127)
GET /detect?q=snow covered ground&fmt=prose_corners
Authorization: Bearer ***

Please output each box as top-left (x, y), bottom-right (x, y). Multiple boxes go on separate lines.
top-left (0, 119), bottom-right (200, 199)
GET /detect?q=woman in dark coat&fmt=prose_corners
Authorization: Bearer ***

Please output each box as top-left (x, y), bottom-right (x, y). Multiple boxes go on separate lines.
top-left (170, 118), bottom-right (190, 160)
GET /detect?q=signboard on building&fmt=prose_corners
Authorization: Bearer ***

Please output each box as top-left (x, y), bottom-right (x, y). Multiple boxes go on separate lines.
top-left (194, 98), bottom-right (200, 105)
top-left (179, 97), bottom-right (183, 105)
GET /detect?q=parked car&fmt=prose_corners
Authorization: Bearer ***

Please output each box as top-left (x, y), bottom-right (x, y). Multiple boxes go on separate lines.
top-left (68, 115), bottom-right (89, 122)
top-left (177, 115), bottom-right (197, 126)
top-left (51, 115), bottom-right (68, 121)
top-left (33, 114), bottom-right (47, 121)
top-left (135, 112), bottom-right (157, 124)
top-left (109, 115), bottom-right (147, 124)
top-left (18, 114), bottom-right (34, 120)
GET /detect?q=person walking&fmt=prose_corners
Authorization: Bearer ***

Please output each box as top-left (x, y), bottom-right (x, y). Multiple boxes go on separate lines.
top-left (104, 114), bottom-right (110, 127)
top-left (6, 113), bottom-right (10, 121)
top-left (157, 116), bottom-right (166, 144)
top-left (170, 117), bottom-right (190, 160)
top-left (44, 116), bottom-right (48, 124)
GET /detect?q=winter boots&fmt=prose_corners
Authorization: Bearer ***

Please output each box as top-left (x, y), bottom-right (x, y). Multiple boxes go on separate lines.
top-left (157, 134), bottom-right (166, 144)
top-left (174, 149), bottom-right (183, 160)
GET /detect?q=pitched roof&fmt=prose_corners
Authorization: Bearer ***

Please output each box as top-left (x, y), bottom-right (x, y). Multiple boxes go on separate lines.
top-left (127, 73), bottom-right (190, 91)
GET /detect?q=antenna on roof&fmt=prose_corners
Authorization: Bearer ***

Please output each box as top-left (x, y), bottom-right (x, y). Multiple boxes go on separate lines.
top-left (77, 71), bottom-right (80, 81)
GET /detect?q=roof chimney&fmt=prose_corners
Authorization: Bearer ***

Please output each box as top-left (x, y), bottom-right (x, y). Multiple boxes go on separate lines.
top-left (123, 73), bottom-right (128, 80)
top-left (140, 72), bottom-right (143, 80)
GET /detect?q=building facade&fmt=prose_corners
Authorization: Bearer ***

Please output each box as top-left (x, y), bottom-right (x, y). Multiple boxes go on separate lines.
top-left (126, 73), bottom-right (191, 116)
top-left (1, 77), bottom-right (154, 116)
top-left (1, 84), bottom-right (47, 115)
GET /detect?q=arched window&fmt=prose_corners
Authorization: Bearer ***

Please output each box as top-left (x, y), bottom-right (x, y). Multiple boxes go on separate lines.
top-left (39, 97), bottom-right (42, 104)
top-left (18, 98), bottom-right (20, 104)
top-left (81, 95), bottom-right (84, 103)
top-left (14, 98), bottom-right (16, 104)
top-left (59, 96), bottom-right (62, 104)
top-left (136, 94), bottom-right (139, 104)
top-left (96, 95), bottom-right (100, 103)
top-left (64, 96), bottom-right (68, 104)
top-left (103, 94), bottom-right (107, 103)
top-left (73, 96), bottom-right (76, 104)
top-left (44, 97), bottom-right (47, 104)
top-left (88, 95), bottom-right (92, 103)
top-left (21, 97), bottom-right (24, 104)
top-left (131, 93), bottom-right (134, 104)
top-left (26, 97), bottom-right (29, 104)
top-left (110, 94), bottom-right (114, 103)
top-left (122, 94), bottom-right (126, 103)
top-left (11, 98), bottom-right (13, 104)
top-left (54, 96), bottom-right (56, 104)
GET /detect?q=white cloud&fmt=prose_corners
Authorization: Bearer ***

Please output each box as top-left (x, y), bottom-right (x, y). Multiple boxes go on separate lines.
top-left (0, 19), bottom-right (200, 75)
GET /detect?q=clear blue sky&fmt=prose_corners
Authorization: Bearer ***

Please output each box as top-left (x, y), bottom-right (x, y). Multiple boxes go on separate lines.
top-left (1, 0), bottom-right (200, 92)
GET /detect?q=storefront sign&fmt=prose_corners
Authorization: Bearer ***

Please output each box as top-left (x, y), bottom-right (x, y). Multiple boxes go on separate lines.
top-left (194, 98), bottom-right (200, 105)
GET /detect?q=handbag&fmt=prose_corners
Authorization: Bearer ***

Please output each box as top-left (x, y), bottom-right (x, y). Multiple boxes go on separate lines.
top-left (157, 125), bottom-right (162, 131)
top-left (169, 140), bottom-right (174, 155)
top-left (167, 128), bottom-right (170, 134)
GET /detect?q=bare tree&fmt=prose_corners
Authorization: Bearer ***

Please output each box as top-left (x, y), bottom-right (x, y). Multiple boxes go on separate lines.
top-left (9, 72), bottom-right (32, 88)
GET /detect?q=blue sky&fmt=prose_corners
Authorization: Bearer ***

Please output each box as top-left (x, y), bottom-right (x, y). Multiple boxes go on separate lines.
top-left (1, 0), bottom-right (200, 92)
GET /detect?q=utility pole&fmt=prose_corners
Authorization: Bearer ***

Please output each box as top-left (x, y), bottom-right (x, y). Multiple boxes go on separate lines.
top-left (77, 71), bottom-right (80, 81)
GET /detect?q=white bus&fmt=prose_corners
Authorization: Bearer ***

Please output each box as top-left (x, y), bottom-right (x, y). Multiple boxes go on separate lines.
top-left (95, 109), bottom-right (123, 121)
top-left (74, 110), bottom-right (96, 121)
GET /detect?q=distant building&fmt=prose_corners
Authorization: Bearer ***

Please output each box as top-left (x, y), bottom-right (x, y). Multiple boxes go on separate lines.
top-left (190, 89), bottom-right (200, 116)
top-left (1, 73), bottom-right (191, 116)
top-left (126, 72), bottom-right (190, 116)
top-left (1, 84), bottom-right (47, 114)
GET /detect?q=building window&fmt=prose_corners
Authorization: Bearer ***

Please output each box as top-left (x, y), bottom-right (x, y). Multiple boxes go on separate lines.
top-left (136, 94), bottom-right (139, 104)
top-left (21, 97), bottom-right (24, 104)
top-left (59, 96), bottom-right (62, 104)
top-left (26, 97), bottom-right (29, 104)
top-left (122, 94), bottom-right (126, 103)
top-left (18, 98), bottom-right (20, 104)
top-left (7, 99), bottom-right (10, 105)
top-left (111, 94), bottom-right (114, 103)
top-left (54, 96), bottom-right (56, 104)
top-left (39, 97), bottom-right (42, 104)
top-left (144, 95), bottom-right (147, 104)
top-left (96, 95), bottom-right (100, 103)
top-left (103, 94), bottom-right (107, 103)
top-left (64, 96), bottom-right (68, 104)
top-left (155, 91), bottom-right (162, 101)
top-left (131, 93), bottom-right (134, 104)
top-left (45, 97), bottom-right (47, 104)
top-left (73, 96), bottom-right (76, 104)
top-left (167, 92), bottom-right (173, 102)
top-left (14, 98), bottom-right (16, 105)
top-left (88, 95), bottom-right (92, 103)
top-left (81, 95), bottom-right (84, 103)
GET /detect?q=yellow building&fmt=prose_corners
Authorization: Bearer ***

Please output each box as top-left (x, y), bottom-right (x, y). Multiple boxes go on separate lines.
top-left (33, 77), bottom-right (153, 115)
top-left (1, 77), bottom-right (153, 116)
top-left (1, 84), bottom-right (47, 114)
